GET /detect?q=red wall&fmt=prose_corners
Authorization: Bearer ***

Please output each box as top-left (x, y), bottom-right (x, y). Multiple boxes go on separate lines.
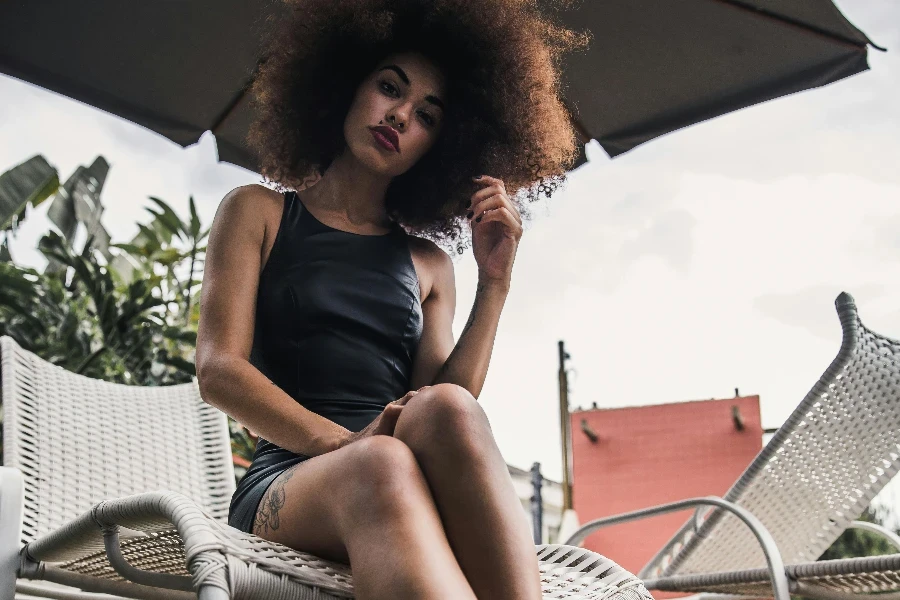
top-left (571, 396), bottom-right (762, 577)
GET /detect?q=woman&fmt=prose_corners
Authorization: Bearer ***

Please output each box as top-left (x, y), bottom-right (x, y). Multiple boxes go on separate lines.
top-left (196, 1), bottom-right (587, 598)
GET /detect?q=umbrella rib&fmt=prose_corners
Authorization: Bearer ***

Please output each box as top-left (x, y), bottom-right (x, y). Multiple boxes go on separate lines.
top-left (710, 0), bottom-right (886, 52)
top-left (210, 55), bottom-right (269, 136)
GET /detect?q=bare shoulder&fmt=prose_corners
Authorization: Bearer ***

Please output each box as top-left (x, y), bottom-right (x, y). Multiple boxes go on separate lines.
top-left (407, 235), bottom-right (452, 271)
top-left (217, 183), bottom-right (283, 224)
top-left (212, 184), bottom-right (285, 247)
top-left (407, 235), bottom-right (454, 301)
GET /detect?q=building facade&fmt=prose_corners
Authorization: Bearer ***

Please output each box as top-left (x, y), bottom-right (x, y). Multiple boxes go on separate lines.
top-left (570, 396), bottom-right (763, 575)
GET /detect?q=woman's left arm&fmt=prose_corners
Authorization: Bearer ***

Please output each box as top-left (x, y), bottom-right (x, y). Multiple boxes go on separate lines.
top-left (408, 175), bottom-right (523, 398)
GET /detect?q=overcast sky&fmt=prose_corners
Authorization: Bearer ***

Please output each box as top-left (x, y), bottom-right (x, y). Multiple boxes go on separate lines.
top-left (2, 2), bottom-right (898, 512)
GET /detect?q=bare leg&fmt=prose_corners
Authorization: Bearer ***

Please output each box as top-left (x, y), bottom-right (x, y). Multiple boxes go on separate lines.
top-left (392, 383), bottom-right (543, 600)
top-left (252, 435), bottom-right (476, 600)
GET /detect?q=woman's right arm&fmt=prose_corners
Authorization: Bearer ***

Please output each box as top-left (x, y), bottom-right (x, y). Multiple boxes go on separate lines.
top-left (195, 184), bottom-right (352, 457)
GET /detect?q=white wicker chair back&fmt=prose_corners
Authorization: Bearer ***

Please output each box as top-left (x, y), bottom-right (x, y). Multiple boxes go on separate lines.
top-left (641, 293), bottom-right (900, 579)
top-left (0, 336), bottom-right (235, 545)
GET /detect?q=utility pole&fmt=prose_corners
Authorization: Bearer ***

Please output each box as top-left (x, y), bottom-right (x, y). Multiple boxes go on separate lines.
top-left (530, 461), bottom-right (543, 544)
top-left (558, 340), bottom-right (573, 511)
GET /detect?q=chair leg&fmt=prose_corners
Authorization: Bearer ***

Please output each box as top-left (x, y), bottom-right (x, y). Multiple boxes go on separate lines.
top-left (198, 584), bottom-right (231, 600)
top-left (0, 468), bottom-right (24, 600)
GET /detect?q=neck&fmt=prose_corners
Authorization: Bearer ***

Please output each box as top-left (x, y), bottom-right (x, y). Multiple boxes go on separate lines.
top-left (299, 147), bottom-right (394, 229)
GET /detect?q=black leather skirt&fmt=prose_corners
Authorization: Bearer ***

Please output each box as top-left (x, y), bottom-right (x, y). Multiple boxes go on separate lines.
top-left (228, 439), bottom-right (312, 534)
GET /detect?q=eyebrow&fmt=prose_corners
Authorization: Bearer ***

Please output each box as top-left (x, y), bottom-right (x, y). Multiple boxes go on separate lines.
top-left (378, 65), bottom-right (445, 112)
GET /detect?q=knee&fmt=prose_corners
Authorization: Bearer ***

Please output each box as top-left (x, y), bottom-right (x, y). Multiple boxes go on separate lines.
top-left (397, 383), bottom-right (492, 445)
top-left (338, 436), bottom-right (425, 519)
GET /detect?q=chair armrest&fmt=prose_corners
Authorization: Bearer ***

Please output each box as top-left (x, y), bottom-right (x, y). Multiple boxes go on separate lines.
top-left (562, 496), bottom-right (790, 600)
top-left (847, 520), bottom-right (900, 553)
top-left (23, 490), bottom-right (225, 595)
top-left (23, 490), bottom-right (354, 599)
top-left (0, 467), bottom-right (24, 600)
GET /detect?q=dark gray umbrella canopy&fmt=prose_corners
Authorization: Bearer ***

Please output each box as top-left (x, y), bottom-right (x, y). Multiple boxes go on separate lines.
top-left (564, 0), bottom-right (879, 158)
top-left (0, 1), bottom-right (880, 173)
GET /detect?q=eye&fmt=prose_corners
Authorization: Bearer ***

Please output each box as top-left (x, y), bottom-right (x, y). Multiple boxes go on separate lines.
top-left (379, 80), bottom-right (399, 96)
top-left (419, 111), bottom-right (436, 127)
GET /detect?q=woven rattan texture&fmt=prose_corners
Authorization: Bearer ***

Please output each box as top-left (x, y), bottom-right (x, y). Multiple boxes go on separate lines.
top-left (538, 545), bottom-right (656, 600)
top-left (4, 338), bottom-right (658, 599)
top-left (645, 294), bottom-right (900, 578)
top-left (1, 336), bottom-right (235, 546)
top-left (47, 498), bottom-right (357, 598)
top-left (60, 529), bottom-right (191, 580)
top-left (32, 492), bottom-right (656, 599)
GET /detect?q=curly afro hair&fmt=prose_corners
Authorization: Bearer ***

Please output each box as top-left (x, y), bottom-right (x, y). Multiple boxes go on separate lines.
top-left (247, 0), bottom-right (590, 254)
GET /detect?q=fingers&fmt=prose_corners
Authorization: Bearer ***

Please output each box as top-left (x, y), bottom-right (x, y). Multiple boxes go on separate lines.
top-left (469, 193), bottom-right (521, 225)
top-left (375, 386), bottom-right (433, 438)
top-left (473, 206), bottom-right (524, 238)
top-left (384, 403), bottom-right (404, 418)
top-left (369, 403), bottom-right (400, 436)
top-left (378, 386), bottom-right (432, 436)
top-left (394, 385), bottom-right (431, 405)
top-left (469, 182), bottom-right (506, 205)
top-left (469, 175), bottom-right (506, 206)
top-left (354, 390), bottom-right (425, 441)
top-left (383, 401), bottom-right (410, 435)
top-left (394, 392), bottom-right (415, 406)
top-left (468, 176), bottom-right (521, 227)
top-left (469, 185), bottom-right (510, 213)
top-left (472, 174), bottom-right (506, 194)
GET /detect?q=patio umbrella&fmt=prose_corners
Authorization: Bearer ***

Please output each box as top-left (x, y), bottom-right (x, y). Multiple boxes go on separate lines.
top-left (0, 0), bottom-right (882, 172)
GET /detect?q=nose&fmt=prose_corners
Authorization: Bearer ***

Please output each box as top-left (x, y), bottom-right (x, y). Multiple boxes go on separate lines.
top-left (387, 110), bottom-right (406, 130)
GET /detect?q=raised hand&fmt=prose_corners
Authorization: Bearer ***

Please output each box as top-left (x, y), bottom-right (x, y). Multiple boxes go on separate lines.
top-left (467, 175), bottom-right (523, 288)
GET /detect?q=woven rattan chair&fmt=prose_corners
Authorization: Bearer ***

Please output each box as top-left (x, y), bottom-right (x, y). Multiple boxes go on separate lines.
top-left (0, 335), bottom-right (655, 600)
top-left (564, 292), bottom-right (900, 600)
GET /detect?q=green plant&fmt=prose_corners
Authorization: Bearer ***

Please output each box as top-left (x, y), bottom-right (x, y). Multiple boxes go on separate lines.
top-left (819, 507), bottom-right (899, 561)
top-left (1, 226), bottom-right (196, 386)
top-left (0, 191), bottom-right (259, 473)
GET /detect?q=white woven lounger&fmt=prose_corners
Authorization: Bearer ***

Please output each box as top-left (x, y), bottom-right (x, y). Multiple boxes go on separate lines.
top-left (564, 292), bottom-right (900, 600)
top-left (0, 335), bottom-right (655, 600)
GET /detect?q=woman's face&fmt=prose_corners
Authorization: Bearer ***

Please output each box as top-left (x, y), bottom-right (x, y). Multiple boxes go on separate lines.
top-left (343, 51), bottom-right (447, 177)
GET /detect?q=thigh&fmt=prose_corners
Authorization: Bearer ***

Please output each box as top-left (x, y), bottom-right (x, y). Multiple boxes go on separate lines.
top-left (250, 435), bottom-right (420, 565)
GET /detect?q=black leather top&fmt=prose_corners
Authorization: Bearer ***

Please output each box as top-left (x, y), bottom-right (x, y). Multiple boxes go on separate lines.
top-left (227, 189), bottom-right (423, 533)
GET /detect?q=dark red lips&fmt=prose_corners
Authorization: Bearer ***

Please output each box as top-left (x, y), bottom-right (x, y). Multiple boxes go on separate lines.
top-left (370, 125), bottom-right (400, 152)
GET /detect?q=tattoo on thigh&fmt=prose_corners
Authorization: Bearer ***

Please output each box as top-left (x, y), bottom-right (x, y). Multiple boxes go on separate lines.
top-left (253, 467), bottom-right (296, 535)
